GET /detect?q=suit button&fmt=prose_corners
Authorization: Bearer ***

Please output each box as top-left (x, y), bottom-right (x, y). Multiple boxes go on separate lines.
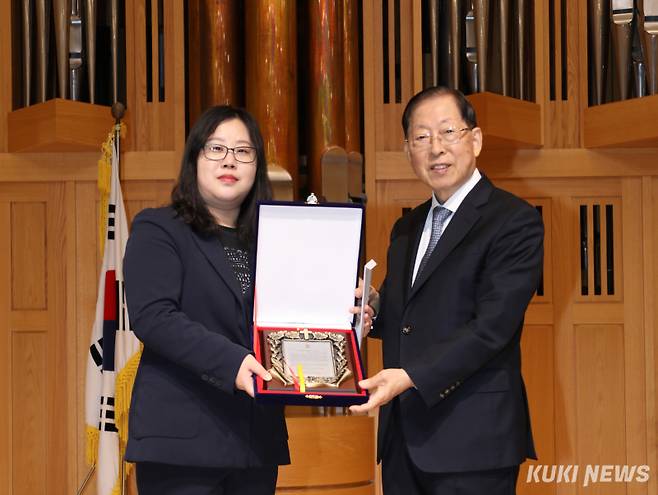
top-left (202, 374), bottom-right (209, 381)
top-left (402, 325), bottom-right (412, 335)
top-left (439, 393), bottom-right (445, 399)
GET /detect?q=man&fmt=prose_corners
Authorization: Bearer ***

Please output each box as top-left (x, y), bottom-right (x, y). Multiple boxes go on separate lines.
top-left (350, 87), bottom-right (543, 494)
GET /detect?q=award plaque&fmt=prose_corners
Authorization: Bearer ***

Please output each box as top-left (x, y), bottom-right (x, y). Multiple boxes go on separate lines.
top-left (257, 327), bottom-right (361, 394)
top-left (252, 201), bottom-right (368, 406)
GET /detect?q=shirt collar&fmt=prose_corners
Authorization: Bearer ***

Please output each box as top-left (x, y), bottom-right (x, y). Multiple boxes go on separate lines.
top-left (431, 168), bottom-right (482, 213)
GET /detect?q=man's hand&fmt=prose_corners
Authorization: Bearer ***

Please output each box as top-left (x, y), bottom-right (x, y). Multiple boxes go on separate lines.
top-left (350, 279), bottom-right (379, 337)
top-left (349, 368), bottom-right (414, 414)
top-left (235, 354), bottom-right (271, 397)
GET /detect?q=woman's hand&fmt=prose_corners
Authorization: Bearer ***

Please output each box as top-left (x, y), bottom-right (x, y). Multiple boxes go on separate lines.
top-left (235, 354), bottom-right (271, 397)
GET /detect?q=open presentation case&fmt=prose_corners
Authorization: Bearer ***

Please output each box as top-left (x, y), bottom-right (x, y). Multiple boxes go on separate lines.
top-left (252, 201), bottom-right (368, 406)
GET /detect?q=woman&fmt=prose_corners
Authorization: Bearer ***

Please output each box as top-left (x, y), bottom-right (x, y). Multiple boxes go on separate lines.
top-left (123, 105), bottom-right (289, 494)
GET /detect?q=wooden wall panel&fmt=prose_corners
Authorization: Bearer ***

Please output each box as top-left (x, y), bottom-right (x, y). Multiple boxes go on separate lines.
top-left (646, 177), bottom-right (658, 495)
top-left (12, 332), bottom-right (47, 495)
top-left (505, 195), bottom-right (552, 323)
top-left (54, 181), bottom-right (74, 495)
top-left (553, 194), bottom-right (581, 487)
top-left (575, 324), bottom-right (627, 494)
top-left (0, 203), bottom-right (9, 494)
top-left (621, 178), bottom-right (649, 495)
top-left (122, 181), bottom-right (174, 223)
top-left (519, 324), bottom-right (555, 495)
top-left (277, 416), bottom-right (374, 490)
top-left (0, 184), bottom-right (71, 494)
top-left (11, 203), bottom-right (47, 310)
top-left (499, 178), bottom-right (650, 494)
top-left (74, 182), bottom-right (98, 493)
top-left (45, 184), bottom-right (70, 493)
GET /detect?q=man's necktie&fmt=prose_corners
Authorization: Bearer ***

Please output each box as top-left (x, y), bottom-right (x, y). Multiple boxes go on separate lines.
top-left (415, 206), bottom-right (452, 282)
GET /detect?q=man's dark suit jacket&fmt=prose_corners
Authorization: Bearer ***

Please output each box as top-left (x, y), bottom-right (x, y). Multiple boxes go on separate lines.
top-left (372, 175), bottom-right (543, 473)
top-left (123, 207), bottom-right (289, 468)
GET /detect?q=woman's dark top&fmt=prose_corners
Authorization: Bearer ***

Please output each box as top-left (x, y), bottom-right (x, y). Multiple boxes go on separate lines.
top-left (216, 226), bottom-right (252, 296)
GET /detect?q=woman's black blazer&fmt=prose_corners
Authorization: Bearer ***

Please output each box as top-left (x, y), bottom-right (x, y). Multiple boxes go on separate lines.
top-left (123, 206), bottom-right (289, 468)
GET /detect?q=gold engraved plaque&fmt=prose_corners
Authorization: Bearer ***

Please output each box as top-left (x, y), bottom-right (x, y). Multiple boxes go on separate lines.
top-left (266, 329), bottom-right (352, 389)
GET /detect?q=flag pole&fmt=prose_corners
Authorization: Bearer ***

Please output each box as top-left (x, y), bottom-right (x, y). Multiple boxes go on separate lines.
top-left (111, 101), bottom-right (125, 157)
top-left (111, 101), bottom-right (127, 495)
top-left (120, 460), bottom-right (126, 495)
top-left (76, 466), bottom-right (95, 495)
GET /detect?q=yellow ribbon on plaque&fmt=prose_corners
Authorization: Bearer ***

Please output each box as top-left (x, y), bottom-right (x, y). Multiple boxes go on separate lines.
top-left (297, 364), bottom-right (306, 393)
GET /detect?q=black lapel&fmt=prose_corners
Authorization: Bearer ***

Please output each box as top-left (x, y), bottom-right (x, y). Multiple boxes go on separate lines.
top-left (404, 200), bottom-right (432, 297)
top-left (191, 230), bottom-right (245, 308)
top-left (408, 176), bottom-right (493, 300)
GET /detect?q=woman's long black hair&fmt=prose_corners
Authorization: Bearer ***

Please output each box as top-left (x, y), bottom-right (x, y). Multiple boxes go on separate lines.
top-left (171, 105), bottom-right (272, 243)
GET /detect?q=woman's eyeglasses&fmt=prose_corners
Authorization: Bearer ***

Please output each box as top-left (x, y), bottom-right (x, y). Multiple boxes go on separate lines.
top-left (203, 143), bottom-right (257, 163)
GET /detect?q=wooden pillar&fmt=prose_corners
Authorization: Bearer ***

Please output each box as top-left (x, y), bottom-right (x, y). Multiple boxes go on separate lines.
top-left (53, 0), bottom-right (71, 98)
top-left (36, 0), bottom-right (50, 103)
top-left (0, 0), bottom-right (11, 151)
top-left (474, 0), bottom-right (489, 92)
top-left (343, 0), bottom-right (360, 153)
top-left (187, 1), bottom-right (202, 126)
top-left (246, 0), bottom-right (298, 194)
top-left (343, 0), bottom-right (362, 198)
top-left (199, 0), bottom-right (242, 108)
top-left (308, 0), bottom-right (345, 196)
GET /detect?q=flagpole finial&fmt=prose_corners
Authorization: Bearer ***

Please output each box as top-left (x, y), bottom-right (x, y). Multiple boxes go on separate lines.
top-left (111, 102), bottom-right (126, 123)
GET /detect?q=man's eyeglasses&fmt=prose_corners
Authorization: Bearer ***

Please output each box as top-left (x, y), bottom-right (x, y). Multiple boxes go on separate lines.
top-left (203, 143), bottom-right (257, 163)
top-left (406, 127), bottom-right (472, 149)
